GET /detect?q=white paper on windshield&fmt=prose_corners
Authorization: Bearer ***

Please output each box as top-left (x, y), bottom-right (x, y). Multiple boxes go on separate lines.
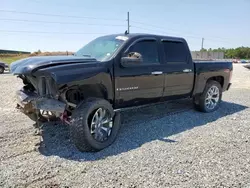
top-left (115, 36), bottom-right (128, 41)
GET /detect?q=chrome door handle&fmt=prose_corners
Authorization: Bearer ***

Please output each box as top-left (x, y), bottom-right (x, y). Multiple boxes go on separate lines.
top-left (151, 71), bottom-right (163, 75)
top-left (183, 69), bottom-right (192, 73)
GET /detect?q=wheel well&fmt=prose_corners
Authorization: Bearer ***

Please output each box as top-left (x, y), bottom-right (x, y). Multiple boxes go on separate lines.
top-left (207, 76), bottom-right (224, 87)
top-left (65, 84), bottom-right (109, 106)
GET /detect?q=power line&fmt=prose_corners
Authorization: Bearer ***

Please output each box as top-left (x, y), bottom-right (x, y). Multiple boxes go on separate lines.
top-left (132, 26), bottom-right (234, 46)
top-left (131, 21), bottom-right (187, 34)
top-left (0, 9), bottom-right (230, 42)
top-left (0, 10), bottom-right (233, 46)
top-left (0, 17), bottom-right (231, 43)
top-left (0, 32), bottom-right (105, 41)
top-left (132, 25), bottom-right (232, 44)
top-left (131, 20), bottom-right (230, 41)
top-left (0, 18), bottom-right (125, 27)
top-left (131, 20), bottom-right (194, 35)
top-left (24, 0), bottom-right (95, 10)
top-left (132, 22), bottom-right (205, 39)
top-left (0, 30), bottom-right (108, 35)
top-left (132, 26), bottom-right (200, 39)
top-left (132, 20), bottom-right (176, 30)
top-left (0, 10), bottom-right (124, 21)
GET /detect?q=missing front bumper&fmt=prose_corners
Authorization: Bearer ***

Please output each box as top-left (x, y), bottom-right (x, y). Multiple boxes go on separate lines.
top-left (16, 89), bottom-right (66, 115)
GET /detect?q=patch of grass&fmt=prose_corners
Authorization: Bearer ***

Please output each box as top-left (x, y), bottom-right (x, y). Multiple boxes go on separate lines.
top-left (0, 55), bottom-right (29, 65)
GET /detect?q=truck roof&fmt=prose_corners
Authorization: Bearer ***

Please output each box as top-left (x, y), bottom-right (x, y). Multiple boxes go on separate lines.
top-left (105, 33), bottom-right (186, 42)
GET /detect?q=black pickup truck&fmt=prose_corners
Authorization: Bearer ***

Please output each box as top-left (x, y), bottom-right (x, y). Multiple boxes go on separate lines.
top-left (10, 33), bottom-right (232, 152)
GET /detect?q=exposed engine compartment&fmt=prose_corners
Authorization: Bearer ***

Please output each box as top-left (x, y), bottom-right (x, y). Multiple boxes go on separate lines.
top-left (17, 75), bottom-right (83, 110)
top-left (16, 75), bottom-right (67, 121)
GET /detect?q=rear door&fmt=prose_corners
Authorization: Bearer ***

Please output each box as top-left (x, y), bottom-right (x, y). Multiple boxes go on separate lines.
top-left (114, 38), bottom-right (165, 108)
top-left (161, 39), bottom-right (195, 98)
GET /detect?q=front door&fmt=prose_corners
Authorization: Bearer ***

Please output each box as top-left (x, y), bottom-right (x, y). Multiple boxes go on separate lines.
top-left (114, 38), bottom-right (165, 108)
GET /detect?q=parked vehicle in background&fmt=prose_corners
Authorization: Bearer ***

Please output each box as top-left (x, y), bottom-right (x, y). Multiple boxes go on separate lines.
top-left (0, 61), bottom-right (9, 74)
top-left (232, 59), bottom-right (239, 63)
top-left (241, 59), bottom-right (248, 63)
top-left (10, 33), bottom-right (233, 152)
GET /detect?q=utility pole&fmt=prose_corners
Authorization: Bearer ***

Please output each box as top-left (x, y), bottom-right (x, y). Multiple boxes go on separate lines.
top-left (201, 38), bottom-right (204, 59)
top-left (127, 11), bottom-right (130, 34)
top-left (201, 37), bottom-right (204, 50)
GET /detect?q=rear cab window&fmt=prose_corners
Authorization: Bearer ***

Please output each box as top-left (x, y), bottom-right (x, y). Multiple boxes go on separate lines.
top-left (161, 39), bottom-right (188, 64)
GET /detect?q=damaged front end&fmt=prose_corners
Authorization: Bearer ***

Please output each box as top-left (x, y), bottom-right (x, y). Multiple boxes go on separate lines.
top-left (10, 55), bottom-right (101, 124)
top-left (16, 75), bottom-right (68, 123)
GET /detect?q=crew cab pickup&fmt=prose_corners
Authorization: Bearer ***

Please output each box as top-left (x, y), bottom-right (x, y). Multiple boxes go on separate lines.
top-left (10, 33), bottom-right (232, 152)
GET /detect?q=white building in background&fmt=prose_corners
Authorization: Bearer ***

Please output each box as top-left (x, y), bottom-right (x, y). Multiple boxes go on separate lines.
top-left (191, 51), bottom-right (224, 60)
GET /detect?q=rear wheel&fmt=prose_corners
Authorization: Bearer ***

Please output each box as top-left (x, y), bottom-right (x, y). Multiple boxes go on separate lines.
top-left (194, 80), bottom-right (222, 113)
top-left (70, 98), bottom-right (121, 152)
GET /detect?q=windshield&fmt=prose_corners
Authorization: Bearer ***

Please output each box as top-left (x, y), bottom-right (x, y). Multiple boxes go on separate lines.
top-left (75, 35), bottom-right (128, 61)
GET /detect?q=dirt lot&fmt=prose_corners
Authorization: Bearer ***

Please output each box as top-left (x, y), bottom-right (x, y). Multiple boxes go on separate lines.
top-left (0, 64), bottom-right (250, 188)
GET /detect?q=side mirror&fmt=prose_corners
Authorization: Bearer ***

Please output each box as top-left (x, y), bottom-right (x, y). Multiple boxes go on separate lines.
top-left (121, 52), bottom-right (142, 67)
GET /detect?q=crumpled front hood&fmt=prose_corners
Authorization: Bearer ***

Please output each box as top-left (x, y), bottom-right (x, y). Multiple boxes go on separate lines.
top-left (10, 55), bottom-right (97, 75)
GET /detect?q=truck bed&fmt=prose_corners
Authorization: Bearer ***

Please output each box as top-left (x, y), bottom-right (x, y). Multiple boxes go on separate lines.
top-left (194, 60), bottom-right (233, 72)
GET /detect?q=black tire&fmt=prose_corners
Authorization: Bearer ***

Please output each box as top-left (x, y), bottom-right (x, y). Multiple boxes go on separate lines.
top-left (70, 98), bottom-right (121, 152)
top-left (0, 66), bottom-right (4, 74)
top-left (194, 80), bottom-right (222, 113)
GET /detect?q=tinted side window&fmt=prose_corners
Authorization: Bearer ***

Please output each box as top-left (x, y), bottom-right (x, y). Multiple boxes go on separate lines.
top-left (162, 41), bottom-right (188, 63)
top-left (129, 40), bottom-right (159, 64)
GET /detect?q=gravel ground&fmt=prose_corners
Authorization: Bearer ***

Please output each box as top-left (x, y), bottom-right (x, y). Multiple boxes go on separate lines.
top-left (0, 64), bottom-right (250, 188)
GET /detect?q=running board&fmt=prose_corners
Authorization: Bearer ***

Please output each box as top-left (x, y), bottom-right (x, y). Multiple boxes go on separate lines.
top-left (114, 97), bottom-right (191, 112)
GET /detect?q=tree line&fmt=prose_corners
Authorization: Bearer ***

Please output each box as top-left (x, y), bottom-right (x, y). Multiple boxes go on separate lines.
top-left (200, 47), bottom-right (250, 59)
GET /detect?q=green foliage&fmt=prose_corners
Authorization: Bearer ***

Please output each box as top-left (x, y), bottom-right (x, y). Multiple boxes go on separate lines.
top-left (200, 48), bottom-right (207, 52)
top-left (200, 47), bottom-right (250, 59)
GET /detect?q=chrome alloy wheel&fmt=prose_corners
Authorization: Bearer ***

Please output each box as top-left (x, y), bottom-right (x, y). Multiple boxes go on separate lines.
top-left (90, 108), bottom-right (113, 142)
top-left (205, 85), bottom-right (220, 110)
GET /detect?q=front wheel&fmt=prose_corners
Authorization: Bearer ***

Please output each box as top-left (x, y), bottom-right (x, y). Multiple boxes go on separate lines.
top-left (0, 66), bottom-right (4, 74)
top-left (194, 80), bottom-right (222, 113)
top-left (70, 98), bottom-right (121, 152)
